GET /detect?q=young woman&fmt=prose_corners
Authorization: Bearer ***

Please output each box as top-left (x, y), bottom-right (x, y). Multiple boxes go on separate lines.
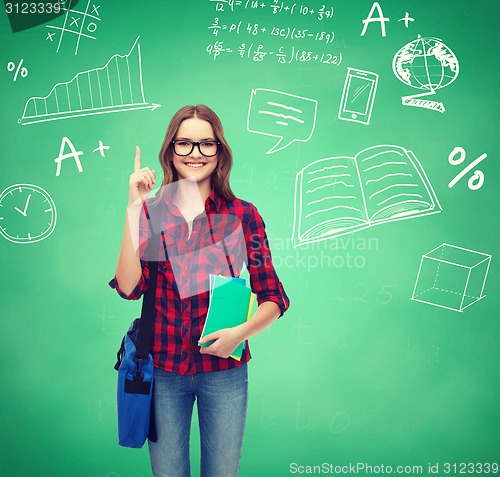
top-left (109, 104), bottom-right (290, 477)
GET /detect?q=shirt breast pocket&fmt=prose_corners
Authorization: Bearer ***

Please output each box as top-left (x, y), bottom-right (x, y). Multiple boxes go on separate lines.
top-left (200, 229), bottom-right (246, 277)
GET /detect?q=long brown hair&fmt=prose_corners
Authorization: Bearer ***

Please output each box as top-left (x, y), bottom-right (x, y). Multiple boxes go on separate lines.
top-left (155, 104), bottom-right (236, 202)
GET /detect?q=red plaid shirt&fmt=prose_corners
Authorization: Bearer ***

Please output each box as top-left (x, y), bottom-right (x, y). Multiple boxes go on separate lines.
top-left (109, 186), bottom-right (289, 375)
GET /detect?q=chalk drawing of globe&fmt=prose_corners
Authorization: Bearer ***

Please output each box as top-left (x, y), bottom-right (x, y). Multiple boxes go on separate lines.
top-left (392, 35), bottom-right (459, 91)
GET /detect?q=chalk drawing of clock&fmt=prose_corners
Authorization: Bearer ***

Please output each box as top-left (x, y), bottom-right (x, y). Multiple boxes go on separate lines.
top-left (0, 184), bottom-right (57, 244)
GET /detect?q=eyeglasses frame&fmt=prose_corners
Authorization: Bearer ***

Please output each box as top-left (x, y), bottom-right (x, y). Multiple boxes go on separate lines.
top-left (171, 139), bottom-right (220, 157)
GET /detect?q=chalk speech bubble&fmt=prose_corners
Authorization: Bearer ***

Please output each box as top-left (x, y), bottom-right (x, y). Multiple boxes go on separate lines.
top-left (247, 88), bottom-right (318, 154)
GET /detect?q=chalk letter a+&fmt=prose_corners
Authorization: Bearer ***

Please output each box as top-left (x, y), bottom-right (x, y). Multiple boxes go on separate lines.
top-left (361, 2), bottom-right (390, 37)
top-left (54, 137), bottom-right (84, 177)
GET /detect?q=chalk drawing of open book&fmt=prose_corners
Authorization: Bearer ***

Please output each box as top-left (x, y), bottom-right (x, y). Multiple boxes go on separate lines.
top-left (292, 145), bottom-right (441, 247)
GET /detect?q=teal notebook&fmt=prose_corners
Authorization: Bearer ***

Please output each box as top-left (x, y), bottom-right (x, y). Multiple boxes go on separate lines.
top-left (200, 274), bottom-right (254, 360)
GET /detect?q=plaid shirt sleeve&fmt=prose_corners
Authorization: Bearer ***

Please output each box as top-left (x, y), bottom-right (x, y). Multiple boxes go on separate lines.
top-left (108, 205), bottom-right (151, 300)
top-left (245, 203), bottom-right (290, 317)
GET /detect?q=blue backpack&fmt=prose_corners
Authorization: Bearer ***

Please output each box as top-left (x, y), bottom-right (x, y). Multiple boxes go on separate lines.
top-left (115, 318), bottom-right (157, 448)
top-left (114, 205), bottom-right (161, 448)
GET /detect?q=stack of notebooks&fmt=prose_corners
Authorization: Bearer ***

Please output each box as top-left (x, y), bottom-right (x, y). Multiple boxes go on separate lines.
top-left (199, 274), bottom-right (255, 360)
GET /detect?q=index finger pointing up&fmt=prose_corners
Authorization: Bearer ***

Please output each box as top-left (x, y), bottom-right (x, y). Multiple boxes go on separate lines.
top-left (134, 146), bottom-right (141, 172)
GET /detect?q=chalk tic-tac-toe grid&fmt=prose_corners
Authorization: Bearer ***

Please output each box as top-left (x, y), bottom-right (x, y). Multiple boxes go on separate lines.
top-left (46, 0), bottom-right (102, 55)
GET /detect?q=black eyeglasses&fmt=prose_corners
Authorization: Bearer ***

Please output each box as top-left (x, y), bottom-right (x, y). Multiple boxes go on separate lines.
top-left (172, 140), bottom-right (220, 157)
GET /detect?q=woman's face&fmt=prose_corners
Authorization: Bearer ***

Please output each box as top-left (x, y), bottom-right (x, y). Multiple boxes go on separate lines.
top-left (171, 117), bottom-right (218, 187)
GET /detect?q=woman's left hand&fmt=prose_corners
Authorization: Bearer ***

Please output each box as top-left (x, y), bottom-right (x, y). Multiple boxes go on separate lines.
top-left (198, 326), bottom-right (245, 359)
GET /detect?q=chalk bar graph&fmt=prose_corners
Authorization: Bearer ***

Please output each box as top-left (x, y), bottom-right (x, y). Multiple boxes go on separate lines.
top-left (19, 37), bottom-right (160, 126)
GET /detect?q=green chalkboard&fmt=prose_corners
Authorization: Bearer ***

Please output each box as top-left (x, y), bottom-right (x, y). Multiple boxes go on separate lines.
top-left (1, 0), bottom-right (499, 476)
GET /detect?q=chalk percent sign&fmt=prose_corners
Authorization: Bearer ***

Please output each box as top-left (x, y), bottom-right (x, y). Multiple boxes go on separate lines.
top-left (7, 59), bottom-right (28, 81)
top-left (448, 146), bottom-right (487, 190)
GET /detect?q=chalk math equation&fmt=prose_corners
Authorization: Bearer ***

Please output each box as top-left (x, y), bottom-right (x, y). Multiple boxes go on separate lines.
top-left (208, 18), bottom-right (335, 45)
top-left (210, 0), bottom-right (334, 20)
top-left (206, 0), bottom-right (338, 63)
top-left (206, 41), bottom-right (342, 65)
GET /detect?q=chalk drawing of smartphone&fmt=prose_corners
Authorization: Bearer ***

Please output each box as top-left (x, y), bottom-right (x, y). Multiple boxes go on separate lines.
top-left (338, 68), bottom-right (379, 125)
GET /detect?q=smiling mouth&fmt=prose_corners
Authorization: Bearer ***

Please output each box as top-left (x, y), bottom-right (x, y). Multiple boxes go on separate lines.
top-left (184, 162), bottom-right (206, 168)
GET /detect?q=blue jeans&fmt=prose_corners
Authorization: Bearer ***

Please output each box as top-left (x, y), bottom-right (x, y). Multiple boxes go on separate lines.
top-left (148, 364), bottom-right (248, 477)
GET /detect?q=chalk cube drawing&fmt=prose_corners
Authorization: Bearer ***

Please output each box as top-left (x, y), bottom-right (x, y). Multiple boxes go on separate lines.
top-left (412, 244), bottom-right (491, 312)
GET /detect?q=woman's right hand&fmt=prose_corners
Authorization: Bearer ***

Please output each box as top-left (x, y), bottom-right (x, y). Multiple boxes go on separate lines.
top-left (128, 146), bottom-right (156, 206)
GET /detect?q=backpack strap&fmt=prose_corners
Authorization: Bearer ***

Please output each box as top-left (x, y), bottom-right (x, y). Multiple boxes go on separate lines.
top-left (134, 202), bottom-right (163, 362)
top-left (114, 335), bottom-right (126, 371)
